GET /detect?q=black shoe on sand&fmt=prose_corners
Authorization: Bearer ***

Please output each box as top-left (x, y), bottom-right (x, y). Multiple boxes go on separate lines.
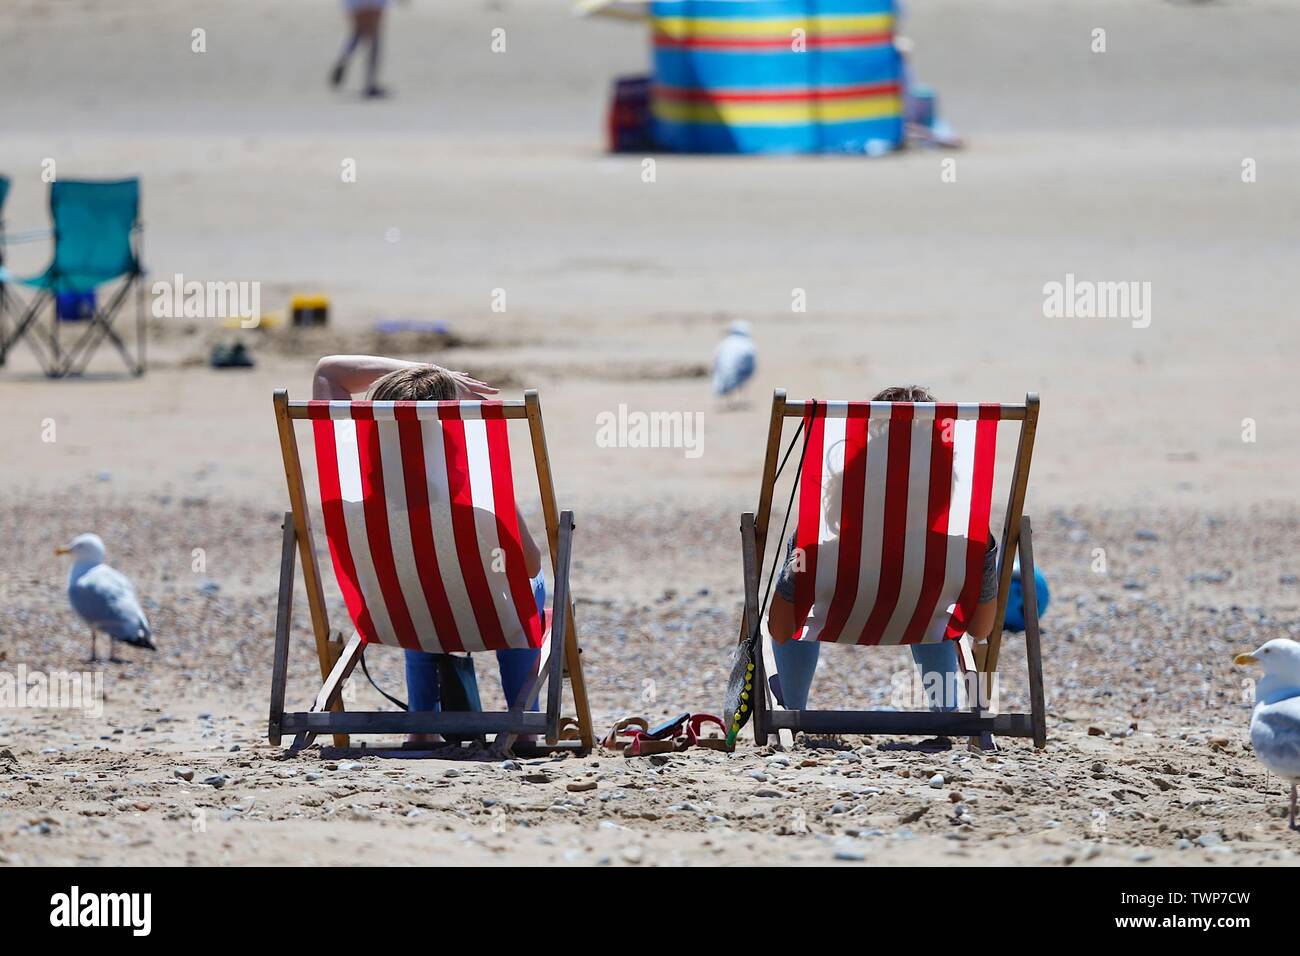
top-left (365, 84), bottom-right (390, 99)
top-left (329, 63), bottom-right (345, 88)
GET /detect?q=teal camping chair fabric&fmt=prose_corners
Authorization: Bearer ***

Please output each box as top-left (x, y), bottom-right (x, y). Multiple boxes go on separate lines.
top-left (0, 178), bottom-right (146, 377)
top-left (23, 179), bottom-right (141, 294)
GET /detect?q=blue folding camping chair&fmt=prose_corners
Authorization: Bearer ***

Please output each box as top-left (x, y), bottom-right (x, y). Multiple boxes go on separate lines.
top-left (0, 178), bottom-right (146, 377)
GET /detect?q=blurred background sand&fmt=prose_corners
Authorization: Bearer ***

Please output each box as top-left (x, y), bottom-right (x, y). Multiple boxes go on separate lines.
top-left (2, 0), bottom-right (1298, 517)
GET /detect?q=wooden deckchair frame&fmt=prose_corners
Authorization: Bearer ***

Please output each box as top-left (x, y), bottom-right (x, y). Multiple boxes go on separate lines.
top-left (741, 389), bottom-right (1046, 750)
top-left (268, 388), bottom-right (595, 753)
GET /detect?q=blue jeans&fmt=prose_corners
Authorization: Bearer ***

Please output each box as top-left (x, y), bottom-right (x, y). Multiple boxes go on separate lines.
top-left (404, 574), bottom-right (545, 712)
top-left (772, 638), bottom-right (961, 712)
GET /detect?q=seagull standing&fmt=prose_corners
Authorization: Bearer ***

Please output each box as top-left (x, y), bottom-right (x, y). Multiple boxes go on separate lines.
top-left (1235, 638), bottom-right (1300, 830)
top-left (711, 320), bottom-right (756, 407)
top-left (56, 533), bottom-right (155, 663)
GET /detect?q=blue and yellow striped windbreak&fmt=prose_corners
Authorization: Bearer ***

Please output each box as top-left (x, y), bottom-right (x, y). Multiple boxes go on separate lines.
top-left (651, 0), bottom-right (903, 154)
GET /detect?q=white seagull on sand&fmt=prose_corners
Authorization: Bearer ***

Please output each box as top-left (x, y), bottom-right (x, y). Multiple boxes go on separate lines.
top-left (1235, 638), bottom-right (1300, 830)
top-left (56, 533), bottom-right (155, 663)
top-left (712, 320), bottom-right (756, 404)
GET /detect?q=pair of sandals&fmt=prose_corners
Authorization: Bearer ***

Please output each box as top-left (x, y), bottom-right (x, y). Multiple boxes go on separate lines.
top-left (603, 713), bottom-right (731, 756)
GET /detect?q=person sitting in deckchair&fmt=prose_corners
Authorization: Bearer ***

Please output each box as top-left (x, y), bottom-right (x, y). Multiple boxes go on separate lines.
top-left (765, 385), bottom-right (999, 714)
top-left (312, 355), bottom-right (545, 736)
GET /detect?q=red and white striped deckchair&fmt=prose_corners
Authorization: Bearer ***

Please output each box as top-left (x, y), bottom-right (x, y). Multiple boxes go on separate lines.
top-left (739, 390), bottom-right (1046, 749)
top-left (267, 389), bottom-right (594, 753)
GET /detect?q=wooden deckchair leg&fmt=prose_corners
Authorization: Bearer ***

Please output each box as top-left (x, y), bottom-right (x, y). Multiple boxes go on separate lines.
top-left (525, 390), bottom-right (594, 749)
top-left (1018, 516), bottom-right (1048, 749)
top-left (984, 393), bottom-right (1040, 696)
top-left (743, 512), bottom-right (793, 748)
top-left (268, 514), bottom-right (296, 746)
top-left (274, 388), bottom-right (347, 748)
top-left (546, 511), bottom-right (576, 745)
top-left (312, 633), bottom-right (364, 716)
top-left (561, 602), bottom-right (593, 747)
top-left (287, 633), bottom-right (362, 753)
top-left (738, 390), bottom-right (787, 648)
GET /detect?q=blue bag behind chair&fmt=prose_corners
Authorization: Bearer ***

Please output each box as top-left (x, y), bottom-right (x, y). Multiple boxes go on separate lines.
top-left (56, 290), bottom-right (96, 321)
top-left (1004, 566), bottom-right (1050, 633)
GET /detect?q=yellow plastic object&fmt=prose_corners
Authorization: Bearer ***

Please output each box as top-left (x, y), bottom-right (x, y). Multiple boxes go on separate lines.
top-left (221, 311), bottom-right (282, 330)
top-left (290, 294), bottom-right (329, 327)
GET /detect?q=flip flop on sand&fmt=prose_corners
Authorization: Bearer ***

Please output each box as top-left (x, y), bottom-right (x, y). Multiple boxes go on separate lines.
top-left (602, 716), bottom-right (650, 752)
top-left (624, 729), bottom-right (680, 757)
top-left (683, 713), bottom-right (732, 752)
top-left (620, 713), bottom-right (691, 757)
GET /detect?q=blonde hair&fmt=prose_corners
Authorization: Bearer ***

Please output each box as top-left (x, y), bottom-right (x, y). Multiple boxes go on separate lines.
top-left (872, 384), bottom-right (935, 402)
top-left (368, 366), bottom-right (457, 401)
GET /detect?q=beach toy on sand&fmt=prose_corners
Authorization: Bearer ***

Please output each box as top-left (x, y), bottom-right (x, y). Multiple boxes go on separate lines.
top-left (373, 319), bottom-right (451, 335)
top-left (222, 311), bottom-right (281, 330)
top-left (1004, 565), bottom-right (1050, 633)
top-left (290, 293), bottom-right (329, 327)
top-left (210, 340), bottom-right (256, 369)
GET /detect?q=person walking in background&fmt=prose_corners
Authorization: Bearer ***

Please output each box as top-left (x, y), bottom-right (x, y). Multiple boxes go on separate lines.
top-left (330, 0), bottom-right (393, 98)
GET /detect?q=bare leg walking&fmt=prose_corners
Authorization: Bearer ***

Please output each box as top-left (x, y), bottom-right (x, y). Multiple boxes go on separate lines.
top-left (330, 1), bottom-right (390, 97)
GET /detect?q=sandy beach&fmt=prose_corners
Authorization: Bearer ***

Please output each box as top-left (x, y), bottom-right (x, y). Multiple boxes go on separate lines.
top-left (2, 0), bottom-right (1299, 867)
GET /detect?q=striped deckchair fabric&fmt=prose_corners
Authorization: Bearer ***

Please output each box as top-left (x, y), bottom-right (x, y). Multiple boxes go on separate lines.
top-left (306, 400), bottom-right (544, 655)
top-left (740, 390), bottom-right (1046, 750)
top-left (790, 401), bottom-right (1000, 647)
top-left (650, 0), bottom-right (904, 154)
top-left (268, 390), bottom-right (594, 752)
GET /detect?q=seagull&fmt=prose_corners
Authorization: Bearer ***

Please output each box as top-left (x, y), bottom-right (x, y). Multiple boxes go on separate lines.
top-left (55, 533), bottom-right (155, 663)
top-left (712, 320), bottom-right (756, 406)
top-left (1235, 638), bottom-right (1300, 830)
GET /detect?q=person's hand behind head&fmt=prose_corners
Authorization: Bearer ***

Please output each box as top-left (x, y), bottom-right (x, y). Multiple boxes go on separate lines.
top-left (443, 368), bottom-right (499, 400)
